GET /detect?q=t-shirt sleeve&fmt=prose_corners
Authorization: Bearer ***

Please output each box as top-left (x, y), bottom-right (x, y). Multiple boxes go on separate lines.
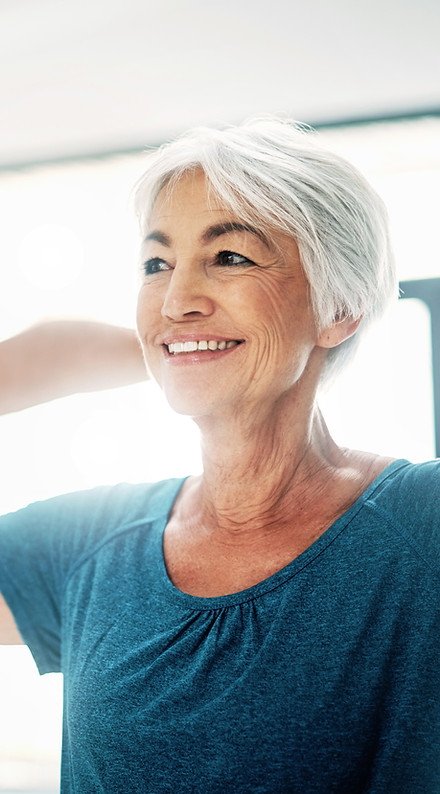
top-left (0, 482), bottom-right (153, 674)
top-left (371, 459), bottom-right (440, 569)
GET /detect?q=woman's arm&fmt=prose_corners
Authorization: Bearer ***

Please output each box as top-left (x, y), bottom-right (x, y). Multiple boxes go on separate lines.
top-left (0, 320), bottom-right (147, 416)
top-left (0, 594), bottom-right (22, 644)
top-left (0, 320), bottom-right (147, 642)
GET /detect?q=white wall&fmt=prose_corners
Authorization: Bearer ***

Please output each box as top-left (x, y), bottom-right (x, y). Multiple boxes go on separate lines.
top-left (0, 0), bottom-right (439, 166)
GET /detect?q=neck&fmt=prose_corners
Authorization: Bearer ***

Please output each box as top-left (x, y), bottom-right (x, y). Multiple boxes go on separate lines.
top-left (185, 392), bottom-right (345, 537)
top-left (165, 385), bottom-right (391, 598)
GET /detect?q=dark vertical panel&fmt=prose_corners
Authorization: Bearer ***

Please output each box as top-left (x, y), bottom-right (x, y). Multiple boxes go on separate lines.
top-left (399, 279), bottom-right (440, 457)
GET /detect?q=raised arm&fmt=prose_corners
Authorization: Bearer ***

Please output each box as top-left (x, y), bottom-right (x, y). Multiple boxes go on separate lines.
top-left (0, 595), bottom-right (22, 644)
top-left (0, 319), bottom-right (148, 642)
top-left (0, 319), bottom-right (147, 416)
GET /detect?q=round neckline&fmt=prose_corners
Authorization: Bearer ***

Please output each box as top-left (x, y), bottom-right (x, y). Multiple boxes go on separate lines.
top-left (154, 459), bottom-right (411, 610)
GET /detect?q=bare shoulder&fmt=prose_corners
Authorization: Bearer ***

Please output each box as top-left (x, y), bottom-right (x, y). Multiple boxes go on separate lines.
top-left (339, 448), bottom-right (397, 484)
top-left (0, 593), bottom-right (23, 645)
top-left (312, 449), bottom-right (398, 528)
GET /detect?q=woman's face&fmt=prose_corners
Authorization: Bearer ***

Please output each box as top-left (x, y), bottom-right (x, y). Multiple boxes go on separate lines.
top-left (136, 170), bottom-right (326, 422)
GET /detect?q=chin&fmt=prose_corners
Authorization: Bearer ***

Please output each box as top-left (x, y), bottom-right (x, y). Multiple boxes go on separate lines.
top-left (161, 386), bottom-right (214, 418)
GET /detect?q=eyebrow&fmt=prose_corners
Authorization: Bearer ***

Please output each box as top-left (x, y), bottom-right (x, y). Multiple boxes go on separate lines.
top-left (200, 222), bottom-right (269, 247)
top-left (144, 230), bottom-right (171, 246)
top-left (144, 222), bottom-right (269, 248)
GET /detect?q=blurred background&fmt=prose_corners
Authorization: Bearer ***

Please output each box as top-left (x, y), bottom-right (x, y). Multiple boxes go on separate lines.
top-left (0, 0), bottom-right (439, 790)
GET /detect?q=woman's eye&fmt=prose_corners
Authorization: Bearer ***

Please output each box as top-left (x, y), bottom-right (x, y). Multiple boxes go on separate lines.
top-left (143, 258), bottom-right (168, 276)
top-left (217, 251), bottom-right (253, 267)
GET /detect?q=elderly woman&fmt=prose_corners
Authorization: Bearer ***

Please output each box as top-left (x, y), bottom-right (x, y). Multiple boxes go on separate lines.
top-left (1, 118), bottom-right (439, 793)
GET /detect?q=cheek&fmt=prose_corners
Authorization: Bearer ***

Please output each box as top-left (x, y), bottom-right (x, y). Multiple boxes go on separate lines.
top-left (242, 280), bottom-right (318, 383)
top-left (136, 286), bottom-right (161, 338)
top-left (136, 290), bottom-right (147, 336)
top-left (136, 293), bottom-right (162, 382)
top-left (243, 276), bottom-right (314, 340)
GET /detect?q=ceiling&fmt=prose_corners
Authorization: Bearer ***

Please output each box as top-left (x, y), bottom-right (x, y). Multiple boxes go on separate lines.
top-left (0, 0), bottom-right (439, 168)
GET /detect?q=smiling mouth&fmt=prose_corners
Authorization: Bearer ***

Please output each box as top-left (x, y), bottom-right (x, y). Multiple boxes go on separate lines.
top-left (166, 340), bottom-right (242, 355)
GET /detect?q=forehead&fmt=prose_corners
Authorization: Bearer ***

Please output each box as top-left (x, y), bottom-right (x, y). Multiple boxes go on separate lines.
top-left (146, 170), bottom-right (301, 266)
top-left (150, 170), bottom-right (229, 224)
top-left (147, 171), bottom-right (277, 255)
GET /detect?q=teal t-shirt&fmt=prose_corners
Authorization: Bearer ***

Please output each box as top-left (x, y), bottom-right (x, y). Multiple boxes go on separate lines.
top-left (1, 459), bottom-right (440, 792)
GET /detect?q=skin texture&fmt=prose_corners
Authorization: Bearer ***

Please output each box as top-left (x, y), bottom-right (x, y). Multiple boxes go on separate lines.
top-left (137, 171), bottom-right (393, 597)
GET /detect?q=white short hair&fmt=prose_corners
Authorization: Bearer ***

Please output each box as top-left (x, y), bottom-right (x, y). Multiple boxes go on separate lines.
top-left (134, 117), bottom-right (397, 384)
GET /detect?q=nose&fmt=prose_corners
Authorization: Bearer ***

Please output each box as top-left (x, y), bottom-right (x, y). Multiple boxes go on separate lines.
top-left (161, 264), bottom-right (215, 321)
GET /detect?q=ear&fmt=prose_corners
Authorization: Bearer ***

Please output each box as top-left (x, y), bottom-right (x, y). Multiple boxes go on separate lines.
top-left (316, 314), bottom-right (363, 350)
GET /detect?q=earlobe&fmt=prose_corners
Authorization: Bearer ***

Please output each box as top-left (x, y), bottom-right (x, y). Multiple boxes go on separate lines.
top-left (316, 315), bottom-right (363, 350)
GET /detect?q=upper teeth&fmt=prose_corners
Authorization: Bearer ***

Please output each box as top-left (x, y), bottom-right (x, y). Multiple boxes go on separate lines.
top-left (167, 340), bottom-right (238, 354)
